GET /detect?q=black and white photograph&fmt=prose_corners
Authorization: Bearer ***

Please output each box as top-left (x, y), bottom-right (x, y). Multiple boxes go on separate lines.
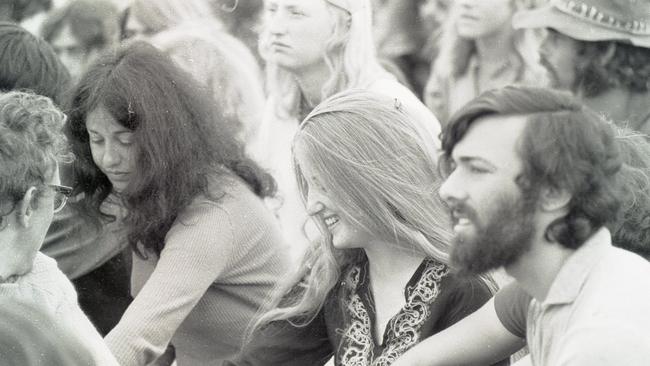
top-left (0, 0), bottom-right (649, 365)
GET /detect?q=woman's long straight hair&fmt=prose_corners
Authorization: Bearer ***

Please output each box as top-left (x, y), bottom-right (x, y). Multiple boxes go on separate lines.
top-left (251, 90), bottom-right (459, 331)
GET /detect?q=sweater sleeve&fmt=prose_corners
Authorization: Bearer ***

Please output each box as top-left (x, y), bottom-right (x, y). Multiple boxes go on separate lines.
top-left (105, 201), bottom-right (239, 366)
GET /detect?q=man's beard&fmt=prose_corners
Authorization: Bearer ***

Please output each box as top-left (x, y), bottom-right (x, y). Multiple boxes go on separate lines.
top-left (450, 190), bottom-right (537, 276)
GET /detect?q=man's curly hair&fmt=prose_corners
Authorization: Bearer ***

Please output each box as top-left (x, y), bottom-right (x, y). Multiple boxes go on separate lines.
top-left (575, 40), bottom-right (650, 98)
top-left (442, 86), bottom-right (624, 250)
top-left (0, 91), bottom-right (72, 219)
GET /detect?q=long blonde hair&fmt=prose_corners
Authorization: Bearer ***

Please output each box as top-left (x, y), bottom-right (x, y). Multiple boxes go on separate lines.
top-left (259, 0), bottom-right (389, 119)
top-left (433, 0), bottom-right (546, 80)
top-left (252, 90), bottom-right (453, 330)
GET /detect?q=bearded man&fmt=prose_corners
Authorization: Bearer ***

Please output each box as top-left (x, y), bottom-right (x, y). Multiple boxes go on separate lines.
top-left (439, 85), bottom-right (650, 365)
top-left (513, 0), bottom-right (650, 134)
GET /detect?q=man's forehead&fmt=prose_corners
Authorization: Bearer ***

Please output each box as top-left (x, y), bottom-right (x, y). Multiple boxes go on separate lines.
top-left (452, 114), bottom-right (528, 162)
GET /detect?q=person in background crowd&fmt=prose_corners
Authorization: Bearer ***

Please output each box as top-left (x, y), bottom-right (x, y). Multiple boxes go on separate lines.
top-left (438, 86), bottom-right (650, 365)
top-left (0, 0), bottom-right (51, 23)
top-left (123, 0), bottom-right (223, 41)
top-left (425, 0), bottom-right (547, 125)
top-left (149, 33), bottom-right (265, 143)
top-left (67, 42), bottom-right (288, 365)
top-left (41, 0), bottom-right (120, 81)
top-left (392, 125), bottom-right (650, 366)
top-left (230, 90), bottom-right (503, 366)
top-left (211, 0), bottom-right (265, 63)
top-left (0, 21), bottom-right (131, 337)
top-left (123, 0), bottom-right (264, 142)
top-left (372, 0), bottom-right (445, 96)
top-left (513, 0), bottom-right (650, 134)
top-left (0, 22), bottom-right (70, 105)
top-left (251, 0), bottom-right (441, 263)
top-left (0, 91), bottom-right (118, 365)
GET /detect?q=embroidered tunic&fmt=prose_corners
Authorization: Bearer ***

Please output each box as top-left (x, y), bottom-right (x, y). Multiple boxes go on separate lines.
top-left (230, 257), bottom-right (506, 366)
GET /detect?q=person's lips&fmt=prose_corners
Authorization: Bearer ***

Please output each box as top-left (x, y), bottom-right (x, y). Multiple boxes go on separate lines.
top-left (105, 171), bottom-right (130, 180)
top-left (324, 214), bottom-right (340, 229)
top-left (450, 205), bottom-right (477, 233)
top-left (270, 41), bottom-right (291, 50)
top-left (458, 13), bottom-right (479, 21)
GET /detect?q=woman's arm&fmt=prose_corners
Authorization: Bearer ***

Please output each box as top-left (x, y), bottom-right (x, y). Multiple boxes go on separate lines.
top-left (393, 297), bottom-right (524, 366)
top-left (104, 201), bottom-right (249, 365)
top-left (393, 280), bottom-right (532, 366)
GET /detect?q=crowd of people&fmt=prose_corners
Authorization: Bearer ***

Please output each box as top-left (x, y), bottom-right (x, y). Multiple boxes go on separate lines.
top-left (0, 0), bottom-right (649, 365)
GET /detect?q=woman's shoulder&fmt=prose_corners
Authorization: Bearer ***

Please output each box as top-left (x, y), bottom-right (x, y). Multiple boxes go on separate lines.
top-left (182, 172), bottom-right (273, 221)
top-left (162, 172), bottom-right (285, 260)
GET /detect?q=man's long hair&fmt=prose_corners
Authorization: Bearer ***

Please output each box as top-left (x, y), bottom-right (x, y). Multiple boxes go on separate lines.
top-left (442, 86), bottom-right (624, 249)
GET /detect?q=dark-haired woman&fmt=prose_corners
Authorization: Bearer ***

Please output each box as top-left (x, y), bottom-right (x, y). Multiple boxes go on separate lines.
top-left (67, 42), bottom-right (288, 365)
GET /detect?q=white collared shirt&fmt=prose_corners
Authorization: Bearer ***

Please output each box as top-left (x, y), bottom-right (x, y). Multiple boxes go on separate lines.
top-left (527, 228), bottom-right (650, 365)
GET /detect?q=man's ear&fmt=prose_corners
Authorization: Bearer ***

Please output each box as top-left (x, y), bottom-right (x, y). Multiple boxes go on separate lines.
top-left (15, 187), bottom-right (38, 228)
top-left (539, 186), bottom-right (571, 213)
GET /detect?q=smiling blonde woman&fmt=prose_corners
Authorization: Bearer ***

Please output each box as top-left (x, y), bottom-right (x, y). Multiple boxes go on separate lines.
top-left (232, 90), bottom-right (501, 366)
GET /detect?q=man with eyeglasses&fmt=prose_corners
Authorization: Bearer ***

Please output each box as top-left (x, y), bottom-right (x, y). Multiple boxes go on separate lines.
top-left (0, 91), bottom-right (118, 365)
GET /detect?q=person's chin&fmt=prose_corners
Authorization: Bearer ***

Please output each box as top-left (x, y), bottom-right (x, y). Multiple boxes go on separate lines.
top-left (450, 236), bottom-right (493, 275)
top-left (331, 238), bottom-right (350, 249)
top-left (331, 233), bottom-right (356, 250)
top-left (110, 181), bottom-right (129, 194)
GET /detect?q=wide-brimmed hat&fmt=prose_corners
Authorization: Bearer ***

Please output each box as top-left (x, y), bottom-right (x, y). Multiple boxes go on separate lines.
top-left (513, 0), bottom-right (650, 48)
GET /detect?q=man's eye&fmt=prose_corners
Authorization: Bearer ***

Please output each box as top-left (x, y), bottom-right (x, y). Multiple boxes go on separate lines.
top-left (468, 165), bottom-right (489, 174)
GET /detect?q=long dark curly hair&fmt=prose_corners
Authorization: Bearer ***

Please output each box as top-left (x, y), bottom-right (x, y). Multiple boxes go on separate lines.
top-left (66, 41), bottom-right (276, 258)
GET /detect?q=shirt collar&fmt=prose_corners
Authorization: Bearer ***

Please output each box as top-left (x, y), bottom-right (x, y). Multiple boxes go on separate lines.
top-left (543, 227), bottom-right (612, 305)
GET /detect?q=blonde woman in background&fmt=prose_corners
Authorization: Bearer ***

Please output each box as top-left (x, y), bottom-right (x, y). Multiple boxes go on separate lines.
top-left (123, 0), bottom-right (265, 142)
top-left (149, 30), bottom-right (265, 143)
top-left (250, 0), bottom-right (441, 263)
top-left (123, 0), bottom-right (218, 40)
top-left (230, 90), bottom-right (501, 366)
top-left (424, 0), bottom-right (547, 125)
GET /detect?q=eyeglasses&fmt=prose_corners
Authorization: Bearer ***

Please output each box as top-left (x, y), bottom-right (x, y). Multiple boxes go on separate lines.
top-left (47, 184), bottom-right (73, 213)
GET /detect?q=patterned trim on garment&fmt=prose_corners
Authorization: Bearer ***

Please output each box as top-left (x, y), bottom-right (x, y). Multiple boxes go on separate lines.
top-left (340, 266), bottom-right (374, 364)
top-left (339, 259), bottom-right (449, 366)
top-left (557, 0), bottom-right (649, 35)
